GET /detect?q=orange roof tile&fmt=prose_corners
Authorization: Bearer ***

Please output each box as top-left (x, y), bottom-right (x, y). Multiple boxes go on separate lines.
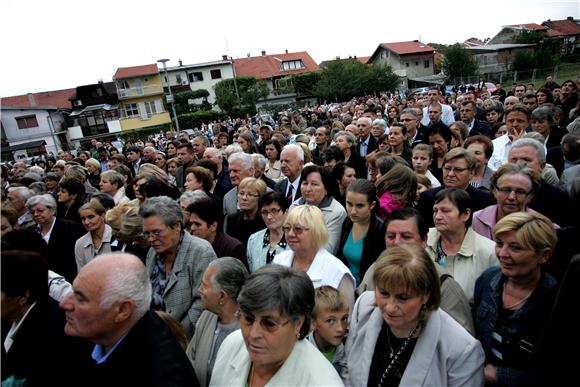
top-left (113, 64), bottom-right (159, 80)
top-left (1, 88), bottom-right (76, 109)
top-left (506, 23), bottom-right (547, 31)
top-left (543, 19), bottom-right (580, 37)
top-left (380, 41), bottom-right (435, 55)
top-left (355, 56), bottom-right (371, 64)
top-left (233, 51), bottom-right (319, 79)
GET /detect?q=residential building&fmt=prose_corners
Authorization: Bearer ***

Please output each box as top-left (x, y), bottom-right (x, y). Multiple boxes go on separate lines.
top-left (368, 40), bottom-right (436, 90)
top-left (467, 44), bottom-right (536, 74)
top-left (319, 55), bottom-right (370, 68)
top-left (67, 81), bottom-right (122, 147)
top-left (160, 58), bottom-right (234, 105)
top-left (1, 89), bottom-right (74, 161)
top-left (233, 50), bottom-right (320, 107)
top-left (542, 17), bottom-right (580, 56)
top-left (113, 64), bottom-right (171, 132)
top-left (487, 24), bottom-right (548, 45)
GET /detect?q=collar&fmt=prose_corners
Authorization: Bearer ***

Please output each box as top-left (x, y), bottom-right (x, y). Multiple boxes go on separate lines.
top-left (92, 331), bottom-right (129, 365)
top-left (262, 228), bottom-right (287, 249)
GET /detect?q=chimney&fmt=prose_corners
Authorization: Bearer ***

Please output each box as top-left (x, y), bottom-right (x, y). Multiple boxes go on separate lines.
top-left (247, 53), bottom-right (250, 58)
top-left (335, 56), bottom-right (340, 60)
top-left (261, 50), bottom-right (266, 56)
top-left (178, 59), bottom-right (183, 66)
top-left (285, 49), bottom-right (288, 54)
top-left (27, 93), bottom-right (36, 106)
top-left (567, 16), bottom-right (574, 21)
top-left (222, 54), bottom-right (228, 60)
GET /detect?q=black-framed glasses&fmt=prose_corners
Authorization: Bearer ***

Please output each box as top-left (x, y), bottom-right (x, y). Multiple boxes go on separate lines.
top-left (260, 208), bottom-right (282, 217)
top-left (495, 187), bottom-right (531, 198)
top-left (282, 224), bottom-right (310, 235)
top-left (236, 311), bottom-right (290, 333)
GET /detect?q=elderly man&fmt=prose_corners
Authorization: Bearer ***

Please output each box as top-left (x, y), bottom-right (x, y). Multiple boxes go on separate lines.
top-left (400, 108), bottom-right (425, 146)
top-left (252, 153), bottom-right (276, 189)
top-left (312, 126), bottom-right (331, 166)
top-left (356, 117), bottom-right (378, 157)
top-left (416, 148), bottom-right (495, 227)
top-left (192, 135), bottom-right (209, 161)
top-left (508, 138), bottom-right (574, 227)
top-left (5, 187), bottom-right (36, 231)
top-left (503, 95), bottom-right (520, 111)
top-left (274, 144), bottom-right (304, 204)
top-left (203, 147), bottom-right (232, 198)
top-left (223, 152), bottom-right (255, 217)
top-left (459, 101), bottom-right (490, 137)
top-left (142, 146), bottom-right (157, 164)
top-left (60, 253), bottom-right (198, 386)
top-left (421, 87), bottom-right (454, 126)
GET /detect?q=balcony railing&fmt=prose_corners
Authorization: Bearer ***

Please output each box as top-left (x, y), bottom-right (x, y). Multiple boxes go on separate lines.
top-left (116, 85), bottom-right (163, 99)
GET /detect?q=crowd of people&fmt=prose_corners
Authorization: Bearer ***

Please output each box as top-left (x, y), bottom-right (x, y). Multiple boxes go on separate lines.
top-left (1, 75), bottom-right (579, 386)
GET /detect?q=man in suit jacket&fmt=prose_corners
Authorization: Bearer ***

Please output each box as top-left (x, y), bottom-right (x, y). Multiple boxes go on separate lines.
top-left (459, 101), bottom-right (490, 137)
top-left (356, 117), bottom-right (378, 157)
top-left (416, 148), bottom-right (495, 227)
top-left (273, 144), bottom-right (305, 203)
top-left (59, 253), bottom-right (198, 387)
top-left (175, 143), bottom-right (196, 191)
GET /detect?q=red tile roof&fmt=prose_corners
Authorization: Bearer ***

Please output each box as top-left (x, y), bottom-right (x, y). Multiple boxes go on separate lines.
top-left (355, 56), bottom-right (371, 64)
top-left (543, 19), bottom-right (580, 37)
top-left (233, 51), bottom-right (319, 79)
top-left (506, 23), bottom-right (547, 31)
top-left (380, 41), bottom-right (435, 55)
top-left (113, 64), bottom-right (159, 80)
top-left (1, 88), bottom-right (76, 109)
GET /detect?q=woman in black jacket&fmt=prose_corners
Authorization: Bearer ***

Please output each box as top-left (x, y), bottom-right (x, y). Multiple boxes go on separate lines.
top-left (336, 179), bottom-right (386, 285)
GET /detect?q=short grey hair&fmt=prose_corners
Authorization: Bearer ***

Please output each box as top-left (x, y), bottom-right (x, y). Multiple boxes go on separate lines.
top-left (372, 119), bottom-right (387, 129)
top-left (282, 144), bottom-right (305, 161)
top-left (194, 135), bottom-right (210, 146)
top-left (334, 130), bottom-right (357, 146)
top-left (511, 138), bottom-right (546, 164)
top-left (26, 194), bottom-right (57, 210)
top-left (8, 186), bottom-right (34, 202)
top-left (223, 144), bottom-right (243, 159)
top-left (208, 257), bottom-right (249, 301)
top-left (252, 153), bottom-right (267, 169)
top-left (357, 117), bottom-right (372, 126)
top-left (228, 151), bottom-right (253, 169)
top-left (531, 106), bottom-right (554, 125)
top-left (179, 191), bottom-right (208, 208)
top-left (101, 170), bottom-right (125, 189)
top-left (64, 165), bottom-right (88, 182)
top-left (205, 147), bottom-right (222, 158)
top-left (97, 253), bottom-right (152, 321)
top-left (401, 108), bottom-right (420, 118)
top-left (139, 196), bottom-right (183, 227)
top-left (237, 264), bottom-right (314, 340)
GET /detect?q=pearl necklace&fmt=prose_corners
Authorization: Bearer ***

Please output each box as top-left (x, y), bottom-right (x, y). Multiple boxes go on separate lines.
top-left (378, 321), bottom-right (423, 387)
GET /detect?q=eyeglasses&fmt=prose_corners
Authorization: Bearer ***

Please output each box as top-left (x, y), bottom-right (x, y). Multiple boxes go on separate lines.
top-left (443, 166), bottom-right (469, 174)
top-left (238, 191), bottom-right (260, 199)
top-left (141, 228), bottom-right (167, 239)
top-left (260, 208), bottom-right (282, 217)
top-left (236, 311), bottom-right (290, 333)
top-left (496, 187), bottom-right (531, 197)
top-left (282, 224), bottom-right (310, 235)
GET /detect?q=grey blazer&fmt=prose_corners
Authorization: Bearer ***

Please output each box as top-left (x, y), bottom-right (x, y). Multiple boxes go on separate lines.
top-left (146, 232), bottom-right (217, 338)
top-left (344, 291), bottom-right (484, 387)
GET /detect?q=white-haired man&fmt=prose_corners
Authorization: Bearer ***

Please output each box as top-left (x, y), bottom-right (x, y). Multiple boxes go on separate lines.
top-left (60, 253), bottom-right (198, 386)
top-left (274, 144), bottom-right (305, 203)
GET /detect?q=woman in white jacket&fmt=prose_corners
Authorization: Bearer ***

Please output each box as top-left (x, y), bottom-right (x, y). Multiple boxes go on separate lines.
top-left (345, 244), bottom-right (484, 387)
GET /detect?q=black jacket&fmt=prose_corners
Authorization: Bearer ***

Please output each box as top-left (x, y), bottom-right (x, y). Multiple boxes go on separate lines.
top-left (46, 218), bottom-right (85, 281)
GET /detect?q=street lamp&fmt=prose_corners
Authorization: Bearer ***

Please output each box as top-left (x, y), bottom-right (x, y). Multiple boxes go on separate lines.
top-left (157, 58), bottom-right (180, 132)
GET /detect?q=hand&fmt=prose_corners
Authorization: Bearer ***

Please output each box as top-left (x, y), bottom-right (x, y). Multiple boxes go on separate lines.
top-left (484, 364), bottom-right (497, 384)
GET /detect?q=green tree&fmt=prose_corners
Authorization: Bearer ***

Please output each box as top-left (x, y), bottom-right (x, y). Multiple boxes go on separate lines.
top-left (214, 77), bottom-right (269, 117)
top-left (363, 63), bottom-right (399, 95)
top-left (290, 72), bottom-right (321, 95)
top-left (513, 30), bottom-right (559, 70)
top-left (441, 44), bottom-right (479, 80)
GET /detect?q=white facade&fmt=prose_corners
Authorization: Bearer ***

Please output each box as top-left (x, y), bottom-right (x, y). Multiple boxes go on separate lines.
top-left (1, 107), bottom-right (65, 156)
top-left (373, 47), bottom-right (434, 79)
top-left (162, 60), bottom-right (235, 105)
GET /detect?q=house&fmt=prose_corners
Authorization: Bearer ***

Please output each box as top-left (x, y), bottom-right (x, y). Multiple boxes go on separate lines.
top-left (487, 24), bottom-right (548, 45)
top-left (1, 88), bottom-right (74, 161)
top-left (66, 81), bottom-right (123, 147)
top-left (466, 44), bottom-right (536, 74)
top-left (542, 17), bottom-right (580, 56)
top-left (160, 57), bottom-right (235, 105)
top-left (233, 50), bottom-right (320, 107)
top-left (319, 55), bottom-right (370, 68)
top-left (368, 40), bottom-right (436, 90)
top-left (112, 64), bottom-right (171, 132)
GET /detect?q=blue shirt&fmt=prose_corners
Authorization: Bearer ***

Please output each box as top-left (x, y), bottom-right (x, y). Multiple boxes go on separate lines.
top-left (91, 332), bottom-right (129, 364)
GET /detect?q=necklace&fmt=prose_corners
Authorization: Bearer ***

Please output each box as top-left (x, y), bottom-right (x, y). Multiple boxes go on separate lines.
top-left (378, 321), bottom-right (422, 387)
top-left (502, 282), bottom-right (533, 310)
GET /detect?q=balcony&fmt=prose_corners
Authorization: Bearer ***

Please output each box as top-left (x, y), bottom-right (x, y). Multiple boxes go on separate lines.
top-left (116, 84), bottom-right (164, 99)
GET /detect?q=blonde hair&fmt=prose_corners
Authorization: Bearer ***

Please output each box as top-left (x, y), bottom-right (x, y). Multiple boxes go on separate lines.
top-left (105, 200), bottom-right (142, 241)
top-left (493, 212), bottom-right (557, 253)
top-left (85, 158), bottom-right (101, 170)
top-left (137, 163), bottom-right (168, 183)
top-left (238, 177), bottom-right (268, 196)
top-left (313, 285), bottom-right (348, 318)
top-left (284, 205), bottom-right (328, 250)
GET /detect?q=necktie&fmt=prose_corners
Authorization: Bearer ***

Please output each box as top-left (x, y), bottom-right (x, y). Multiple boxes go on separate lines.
top-left (286, 183), bottom-right (293, 203)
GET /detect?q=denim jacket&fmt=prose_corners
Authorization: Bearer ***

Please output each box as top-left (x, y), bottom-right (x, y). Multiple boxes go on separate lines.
top-left (473, 267), bottom-right (558, 386)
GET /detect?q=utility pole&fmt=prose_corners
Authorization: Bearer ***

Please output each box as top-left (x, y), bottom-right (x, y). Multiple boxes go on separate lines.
top-left (157, 59), bottom-right (180, 131)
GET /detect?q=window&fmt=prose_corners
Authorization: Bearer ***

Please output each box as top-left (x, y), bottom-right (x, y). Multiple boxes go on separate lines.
top-left (124, 103), bottom-right (139, 118)
top-left (189, 72), bottom-right (204, 82)
top-left (415, 61), bottom-right (419, 66)
top-left (15, 115), bottom-right (39, 129)
top-left (210, 69), bottom-right (222, 79)
top-left (405, 62), bottom-right (409, 67)
top-left (280, 60), bottom-right (305, 71)
top-left (176, 74), bottom-right (182, 84)
top-left (118, 80), bottom-right (130, 90)
top-left (424, 60), bottom-right (430, 68)
top-left (134, 79), bottom-right (143, 95)
top-left (144, 101), bottom-right (158, 118)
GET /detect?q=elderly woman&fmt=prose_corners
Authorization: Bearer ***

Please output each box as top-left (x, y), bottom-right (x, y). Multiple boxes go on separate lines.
top-left (140, 196), bottom-right (218, 338)
top-left (85, 158), bottom-right (102, 189)
top-left (210, 264), bottom-right (344, 386)
top-left (333, 130), bottom-right (366, 178)
top-left (346, 244), bottom-right (484, 386)
top-left (186, 257), bottom-right (249, 387)
top-left (26, 194), bottom-right (83, 281)
top-left (473, 212), bottom-right (559, 386)
top-left (273, 205), bottom-right (355, 310)
top-left (464, 135), bottom-right (494, 189)
top-left (75, 199), bottom-right (113, 270)
top-left (372, 118), bottom-right (388, 139)
top-left (531, 105), bottom-right (565, 150)
top-left (246, 192), bottom-right (290, 273)
top-left (426, 188), bottom-right (497, 302)
top-left (472, 163), bottom-right (542, 240)
top-left (105, 200), bottom-right (148, 261)
top-left (184, 166), bottom-right (214, 194)
top-left (291, 165), bottom-right (347, 255)
top-left (100, 170), bottom-right (129, 205)
top-left (264, 139), bottom-right (283, 182)
top-left (225, 177), bottom-right (267, 247)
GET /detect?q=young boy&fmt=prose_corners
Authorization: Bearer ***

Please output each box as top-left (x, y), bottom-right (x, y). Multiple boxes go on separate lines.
top-left (307, 286), bottom-right (349, 379)
top-left (411, 144), bottom-right (441, 188)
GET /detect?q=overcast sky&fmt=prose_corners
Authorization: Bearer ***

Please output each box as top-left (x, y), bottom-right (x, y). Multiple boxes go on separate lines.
top-left (1, 0), bottom-right (577, 97)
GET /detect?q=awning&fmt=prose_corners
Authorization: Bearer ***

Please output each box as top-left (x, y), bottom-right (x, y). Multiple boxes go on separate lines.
top-left (1, 140), bottom-right (47, 152)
